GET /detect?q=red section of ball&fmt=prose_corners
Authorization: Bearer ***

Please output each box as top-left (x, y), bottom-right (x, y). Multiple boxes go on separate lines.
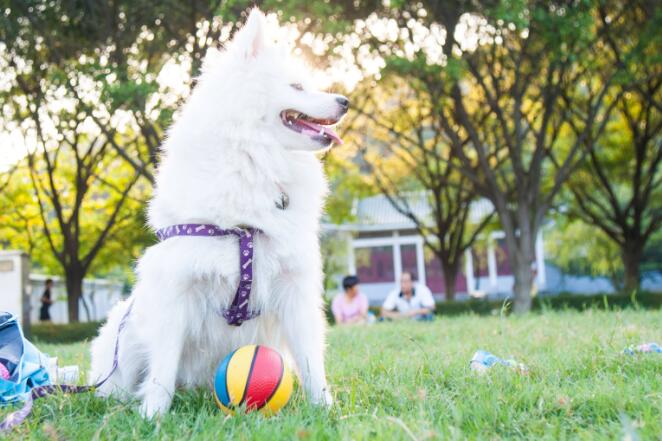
top-left (244, 346), bottom-right (283, 410)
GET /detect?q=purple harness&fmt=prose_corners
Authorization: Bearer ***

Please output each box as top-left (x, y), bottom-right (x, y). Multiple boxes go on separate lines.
top-left (155, 223), bottom-right (260, 326)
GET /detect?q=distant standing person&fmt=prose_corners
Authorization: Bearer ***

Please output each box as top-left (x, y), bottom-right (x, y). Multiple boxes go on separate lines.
top-left (39, 279), bottom-right (54, 322)
top-left (381, 271), bottom-right (435, 321)
top-left (332, 275), bottom-right (369, 325)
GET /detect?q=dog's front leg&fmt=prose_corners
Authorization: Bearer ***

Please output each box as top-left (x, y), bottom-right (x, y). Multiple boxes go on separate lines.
top-left (138, 308), bottom-right (185, 419)
top-left (280, 275), bottom-right (332, 407)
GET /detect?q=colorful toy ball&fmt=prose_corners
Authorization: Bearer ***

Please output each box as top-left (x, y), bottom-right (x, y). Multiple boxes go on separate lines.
top-left (0, 363), bottom-right (9, 380)
top-left (213, 345), bottom-right (293, 415)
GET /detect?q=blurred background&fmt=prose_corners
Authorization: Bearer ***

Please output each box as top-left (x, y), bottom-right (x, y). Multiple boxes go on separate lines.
top-left (0, 1), bottom-right (660, 326)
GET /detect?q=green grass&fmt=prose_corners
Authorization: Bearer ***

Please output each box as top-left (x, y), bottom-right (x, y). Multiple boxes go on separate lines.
top-left (7, 309), bottom-right (662, 440)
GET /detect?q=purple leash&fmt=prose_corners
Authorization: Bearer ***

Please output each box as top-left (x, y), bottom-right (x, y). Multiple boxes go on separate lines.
top-left (0, 299), bottom-right (134, 432)
top-left (155, 223), bottom-right (260, 326)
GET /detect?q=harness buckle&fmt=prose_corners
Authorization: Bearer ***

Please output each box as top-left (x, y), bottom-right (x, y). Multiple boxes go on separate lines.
top-left (221, 306), bottom-right (260, 326)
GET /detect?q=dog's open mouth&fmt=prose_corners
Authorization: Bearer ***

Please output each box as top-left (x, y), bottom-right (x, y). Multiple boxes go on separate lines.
top-left (280, 110), bottom-right (343, 146)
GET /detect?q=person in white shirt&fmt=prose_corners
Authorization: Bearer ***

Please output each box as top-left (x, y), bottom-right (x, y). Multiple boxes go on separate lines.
top-left (380, 271), bottom-right (435, 321)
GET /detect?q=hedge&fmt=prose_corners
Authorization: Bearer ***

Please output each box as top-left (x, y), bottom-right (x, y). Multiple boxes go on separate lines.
top-left (30, 321), bottom-right (102, 344)
top-left (326, 291), bottom-right (662, 324)
top-left (435, 291), bottom-right (662, 317)
top-left (27, 292), bottom-right (661, 341)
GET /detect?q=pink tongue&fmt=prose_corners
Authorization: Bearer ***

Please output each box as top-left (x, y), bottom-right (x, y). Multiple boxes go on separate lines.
top-left (296, 119), bottom-right (343, 145)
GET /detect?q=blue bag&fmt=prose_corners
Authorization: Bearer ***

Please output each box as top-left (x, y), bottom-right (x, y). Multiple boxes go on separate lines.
top-left (0, 301), bottom-right (132, 432)
top-left (0, 312), bottom-right (54, 430)
top-left (0, 312), bottom-right (52, 405)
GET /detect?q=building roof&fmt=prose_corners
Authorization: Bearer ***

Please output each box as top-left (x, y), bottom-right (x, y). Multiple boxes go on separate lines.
top-left (324, 193), bottom-right (495, 232)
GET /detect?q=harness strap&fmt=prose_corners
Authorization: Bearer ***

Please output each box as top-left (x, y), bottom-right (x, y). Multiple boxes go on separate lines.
top-left (155, 223), bottom-right (260, 326)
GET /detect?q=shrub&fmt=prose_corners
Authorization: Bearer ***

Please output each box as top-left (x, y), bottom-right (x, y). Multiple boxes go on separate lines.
top-left (30, 321), bottom-right (102, 344)
top-left (435, 291), bottom-right (662, 317)
top-left (326, 291), bottom-right (662, 324)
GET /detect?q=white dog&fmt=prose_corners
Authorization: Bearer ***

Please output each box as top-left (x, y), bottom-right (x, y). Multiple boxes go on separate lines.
top-left (89, 8), bottom-right (348, 418)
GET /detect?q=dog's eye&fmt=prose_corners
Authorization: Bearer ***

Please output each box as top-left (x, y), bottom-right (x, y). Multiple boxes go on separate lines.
top-left (290, 83), bottom-right (304, 91)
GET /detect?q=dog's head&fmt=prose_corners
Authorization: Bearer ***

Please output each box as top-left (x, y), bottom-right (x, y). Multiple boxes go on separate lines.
top-left (199, 9), bottom-right (349, 152)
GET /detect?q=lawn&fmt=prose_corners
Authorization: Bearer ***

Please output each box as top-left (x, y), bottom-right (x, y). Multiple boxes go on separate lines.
top-left (6, 309), bottom-right (662, 440)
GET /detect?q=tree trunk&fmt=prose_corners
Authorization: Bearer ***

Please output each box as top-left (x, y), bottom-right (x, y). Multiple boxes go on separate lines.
top-left (512, 261), bottom-right (534, 314)
top-left (443, 265), bottom-right (458, 301)
top-left (507, 214), bottom-right (536, 314)
top-left (621, 242), bottom-right (642, 293)
top-left (65, 269), bottom-right (84, 323)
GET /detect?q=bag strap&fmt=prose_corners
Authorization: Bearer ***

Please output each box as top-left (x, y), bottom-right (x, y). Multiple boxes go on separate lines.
top-left (0, 299), bottom-right (134, 432)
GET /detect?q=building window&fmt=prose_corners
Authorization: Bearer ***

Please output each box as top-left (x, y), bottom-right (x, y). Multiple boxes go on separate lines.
top-left (400, 244), bottom-right (418, 278)
top-left (355, 246), bottom-right (395, 283)
top-left (496, 238), bottom-right (511, 275)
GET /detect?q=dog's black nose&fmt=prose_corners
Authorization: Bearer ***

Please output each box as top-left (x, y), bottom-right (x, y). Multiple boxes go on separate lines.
top-left (336, 96), bottom-right (350, 112)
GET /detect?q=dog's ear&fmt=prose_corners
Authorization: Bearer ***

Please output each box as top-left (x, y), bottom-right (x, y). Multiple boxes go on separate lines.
top-left (233, 8), bottom-right (267, 59)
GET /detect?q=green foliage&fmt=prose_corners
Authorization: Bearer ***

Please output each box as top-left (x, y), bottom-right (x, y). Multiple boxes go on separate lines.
top-left (102, 80), bottom-right (160, 113)
top-left (485, 0), bottom-right (529, 29)
top-left (0, 152), bottom-right (152, 279)
top-left (384, 53), bottom-right (445, 79)
top-left (30, 321), bottom-right (102, 344)
top-left (545, 219), bottom-right (623, 287)
top-left (323, 150), bottom-right (373, 224)
top-left (0, 165), bottom-right (61, 273)
top-left (321, 231), bottom-right (351, 292)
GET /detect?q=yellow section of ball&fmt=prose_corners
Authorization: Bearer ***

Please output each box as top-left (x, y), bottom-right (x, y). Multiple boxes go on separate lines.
top-left (225, 345), bottom-right (257, 406)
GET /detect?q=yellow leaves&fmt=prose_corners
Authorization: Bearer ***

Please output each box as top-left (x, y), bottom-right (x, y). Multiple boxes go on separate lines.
top-left (0, 145), bottom-right (151, 277)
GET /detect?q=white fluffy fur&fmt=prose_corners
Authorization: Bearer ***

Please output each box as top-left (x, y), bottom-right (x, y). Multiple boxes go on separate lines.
top-left (89, 9), bottom-right (346, 418)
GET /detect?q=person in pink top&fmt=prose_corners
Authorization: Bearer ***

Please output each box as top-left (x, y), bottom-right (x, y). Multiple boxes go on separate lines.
top-left (332, 275), bottom-right (369, 325)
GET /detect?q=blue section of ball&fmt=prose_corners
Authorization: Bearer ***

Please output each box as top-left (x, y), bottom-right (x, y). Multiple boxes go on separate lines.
top-left (214, 349), bottom-right (236, 407)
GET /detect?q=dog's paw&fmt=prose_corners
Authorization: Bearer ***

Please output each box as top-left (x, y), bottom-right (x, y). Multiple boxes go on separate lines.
top-left (139, 390), bottom-right (172, 419)
top-left (311, 387), bottom-right (333, 408)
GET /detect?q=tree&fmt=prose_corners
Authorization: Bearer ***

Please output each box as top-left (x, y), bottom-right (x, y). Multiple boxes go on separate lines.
top-left (0, 147), bottom-right (149, 321)
top-left (1, 1), bottom-right (265, 188)
top-left (337, 1), bottom-right (610, 310)
top-left (564, 0), bottom-right (661, 292)
top-left (29, 135), bottom-right (144, 322)
top-left (357, 1), bottom-right (621, 312)
top-left (0, 1), bottom-right (179, 320)
top-left (1, 0), bottom-right (372, 319)
top-left (351, 76), bottom-right (492, 300)
top-left (1, 0), bottom-right (381, 183)
top-left (1, 0), bottom-right (167, 321)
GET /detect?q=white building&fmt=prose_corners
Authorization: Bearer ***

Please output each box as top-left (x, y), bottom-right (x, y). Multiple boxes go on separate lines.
top-left (323, 194), bottom-right (546, 305)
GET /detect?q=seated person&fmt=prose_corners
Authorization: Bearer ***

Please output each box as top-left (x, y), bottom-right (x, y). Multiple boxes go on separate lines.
top-left (332, 275), bottom-right (369, 325)
top-left (381, 271), bottom-right (435, 321)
